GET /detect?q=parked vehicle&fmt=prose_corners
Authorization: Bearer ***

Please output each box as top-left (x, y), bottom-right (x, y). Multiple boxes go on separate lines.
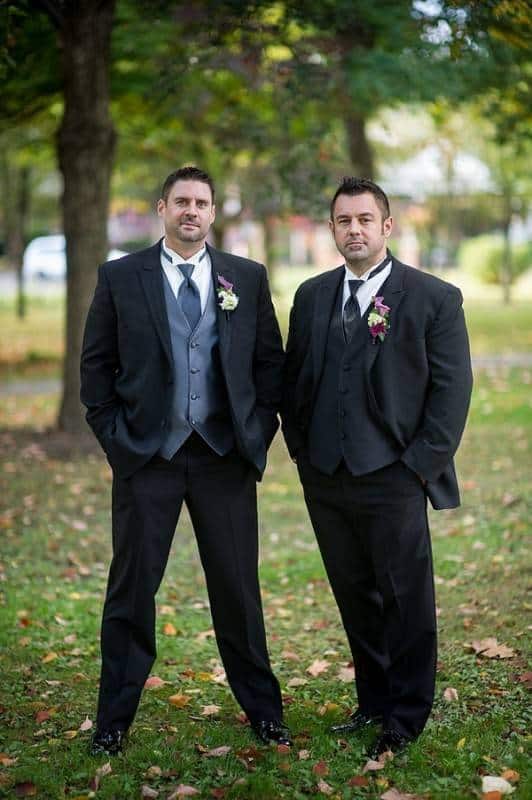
top-left (22, 235), bottom-right (127, 280)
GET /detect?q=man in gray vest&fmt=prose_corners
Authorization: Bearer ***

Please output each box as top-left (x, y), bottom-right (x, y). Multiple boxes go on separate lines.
top-left (282, 177), bottom-right (473, 759)
top-left (81, 166), bottom-right (290, 755)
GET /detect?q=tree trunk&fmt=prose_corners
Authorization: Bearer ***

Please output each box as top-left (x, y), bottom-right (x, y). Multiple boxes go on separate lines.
top-left (56, 0), bottom-right (117, 433)
top-left (344, 110), bottom-right (374, 179)
top-left (0, 148), bottom-right (29, 318)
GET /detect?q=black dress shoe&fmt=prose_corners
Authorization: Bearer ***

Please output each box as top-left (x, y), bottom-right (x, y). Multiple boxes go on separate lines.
top-left (330, 709), bottom-right (381, 734)
top-left (90, 728), bottom-right (126, 756)
top-left (367, 729), bottom-right (409, 759)
top-left (252, 720), bottom-right (292, 746)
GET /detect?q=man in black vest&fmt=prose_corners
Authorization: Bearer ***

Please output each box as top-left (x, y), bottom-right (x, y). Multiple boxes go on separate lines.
top-left (81, 167), bottom-right (291, 755)
top-left (282, 177), bottom-right (473, 758)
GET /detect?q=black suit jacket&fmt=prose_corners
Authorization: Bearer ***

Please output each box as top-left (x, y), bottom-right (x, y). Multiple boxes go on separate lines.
top-left (282, 256), bottom-right (473, 509)
top-left (80, 240), bottom-right (284, 479)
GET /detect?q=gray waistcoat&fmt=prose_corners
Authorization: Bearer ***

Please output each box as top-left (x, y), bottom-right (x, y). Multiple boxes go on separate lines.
top-left (158, 272), bottom-right (234, 459)
top-left (308, 284), bottom-right (400, 475)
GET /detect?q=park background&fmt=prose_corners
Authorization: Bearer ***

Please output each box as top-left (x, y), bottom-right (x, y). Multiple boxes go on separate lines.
top-left (0, 2), bottom-right (531, 799)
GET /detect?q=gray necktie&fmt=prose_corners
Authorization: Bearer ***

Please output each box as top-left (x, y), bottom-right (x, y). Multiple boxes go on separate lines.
top-left (177, 263), bottom-right (201, 330)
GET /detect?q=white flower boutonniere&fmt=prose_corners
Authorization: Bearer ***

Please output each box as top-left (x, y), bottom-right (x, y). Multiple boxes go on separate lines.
top-left (217, 274), bottom-right (239, 311)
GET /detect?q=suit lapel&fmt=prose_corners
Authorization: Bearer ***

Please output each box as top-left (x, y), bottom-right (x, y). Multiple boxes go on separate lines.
top-left (364, 257), bottom-right (407, 373)
top-left (207, 244), bottom-right (233, 367)
top-left (138, 239), bottom-right (173, 365)
top-left (311, 265), bottom-right (345, 387)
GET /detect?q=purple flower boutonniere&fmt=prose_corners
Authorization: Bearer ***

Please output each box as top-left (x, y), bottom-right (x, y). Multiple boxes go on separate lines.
top-left (368, 296), bottom-right (391, 343)
top-left (217, 274), bottom-right (239, 312)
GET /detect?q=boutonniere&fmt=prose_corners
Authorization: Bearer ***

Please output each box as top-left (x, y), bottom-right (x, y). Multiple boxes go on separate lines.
top-left (217, 274), bottom-right (239, 312)
top-left (368, 296), bottom-right (391, 343)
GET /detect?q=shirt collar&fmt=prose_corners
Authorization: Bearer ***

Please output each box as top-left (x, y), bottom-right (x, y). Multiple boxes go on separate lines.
top-left (161, 240), bottom-right (208, 268)
top-left (343, 255), bottom-right (391, 284)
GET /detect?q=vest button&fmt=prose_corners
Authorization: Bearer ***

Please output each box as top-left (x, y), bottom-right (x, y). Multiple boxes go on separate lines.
top-left (190, 341), bottom-right (198, 348)
top-left (191, 394), bottom-right (199, 400)
top-left (190, 367), bottom-right (199, 374)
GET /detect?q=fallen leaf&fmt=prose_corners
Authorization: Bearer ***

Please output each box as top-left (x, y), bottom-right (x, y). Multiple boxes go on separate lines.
top-left (443, 687), bottom-right (459, 702)
top-left (456, 737), bottom-right (466, 749)
top-left (168, 694), bottom-right (191, 708)
top-left (380, 789), bottom-right (425, 800)
top-left (500, 770), bottom-right (519, 783)
top-left (168, 785), bottom-right (199, 799)
top-left (197, 671), bottom-right (213, 682)
top-left (481, 776), bottom-right (515, 795)
top-left (281, 650), bottom-right (299, 661)
top-left (277, 743), bottom-right (291, 755)
top-left (516, 671), bottom-right (532, 689)
top-left (14, 783), bottom-right (37, 797)
top-left (141, 787), bottom-right (159, 799)
top-left (317, 779), bottom-right (333, 795)
top-left (298, 749), bottom-right (310, 760)
top-left (306, 659), bottom-right (329, 677)
top-left (201, 745), bottom-right (231, 758)
top-left (163, 622), bottom-right (178, 636)
top-left (196, 629), bottom-right (215, 641)
top-left (201, 704), bottom-right (221, 716)
top-left (312, 761), bottom-right (329, 777)
top-left (35, 710), bottom-right (51, 724)
top-left (145, 676), bottom-right (166, 689)
top-left (348, 775), bottom-right (369, 787)
top-left (64, 730), bottom-right (78, 739)
top-left (42, 652), bottom-right (58, 663)
top-left (145, 766), bottom-right (163, 779)
top-left (0, 753), bottom-right (17, 767)
top-left (318, 702), bottom-right (339, 716)
top-left (90, 761), bottom-right (112, 791)
top-left (287, 677), bottom-right (307, 688)
top-left (79, 716), bottom-right (93, 731)
top-left (337, 666), bottom-right (355, 682)
top-left (468, 638), bottom-right (515, 659)
top-left (362, 759), bottom-right (386, 773)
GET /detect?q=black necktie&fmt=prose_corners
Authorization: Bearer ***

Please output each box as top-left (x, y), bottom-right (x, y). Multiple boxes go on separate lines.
top-left (343, 279), bottom-right (363, 342)
top-left (177, 263), bottom-right (201, 330)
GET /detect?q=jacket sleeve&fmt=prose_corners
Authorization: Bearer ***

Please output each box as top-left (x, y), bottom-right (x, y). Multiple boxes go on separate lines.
top-left (401, 287), bottom-right (473, 483)
top-left (281, 285), bottom-right (309, 458)
top-left (253, 266), bottom-right (285, 449)
top-left (80, 265), bottom-right (121, 447)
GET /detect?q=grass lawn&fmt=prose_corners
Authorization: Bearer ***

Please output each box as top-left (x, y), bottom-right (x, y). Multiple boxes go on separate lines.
top-left (0, 272), bottom-right (531, 799)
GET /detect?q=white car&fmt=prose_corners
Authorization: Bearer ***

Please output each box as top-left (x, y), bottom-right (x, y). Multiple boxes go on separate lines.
top-left (23, 235), bottom-right (127, 280)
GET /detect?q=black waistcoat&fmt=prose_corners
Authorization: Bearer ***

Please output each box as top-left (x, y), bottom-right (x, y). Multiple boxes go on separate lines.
top-left (307, 282), bottom-right (401, 476)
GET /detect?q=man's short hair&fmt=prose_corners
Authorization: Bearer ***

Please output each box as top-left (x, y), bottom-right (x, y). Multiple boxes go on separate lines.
top-left (161, 166), bottom-right (215, 203)
top-left (330, 177), bottom-right (390, 221)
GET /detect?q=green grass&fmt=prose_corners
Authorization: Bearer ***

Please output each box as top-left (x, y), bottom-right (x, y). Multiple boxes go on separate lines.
top-left (0, 271), bottom-right (531, 798)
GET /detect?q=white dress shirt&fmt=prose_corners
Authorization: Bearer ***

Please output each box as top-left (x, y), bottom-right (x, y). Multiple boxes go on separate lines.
top-left (160, 240), bottom-right (212, 313)
top-left (342, 257), bottom-right (392, 316)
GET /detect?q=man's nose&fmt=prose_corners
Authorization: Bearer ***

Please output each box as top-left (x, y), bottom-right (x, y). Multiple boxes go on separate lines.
top-left (348, 218), bottom-right (361, 234)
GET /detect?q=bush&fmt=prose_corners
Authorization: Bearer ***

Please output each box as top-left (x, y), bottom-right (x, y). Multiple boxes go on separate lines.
top-left (458, 234), bottom-right (532, 285)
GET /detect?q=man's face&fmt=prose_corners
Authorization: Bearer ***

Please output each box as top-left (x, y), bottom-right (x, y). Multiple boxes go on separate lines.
top-left (157, 179), bottom-right (215, 248)
top-left (329, 192), bottom-right (392, 274)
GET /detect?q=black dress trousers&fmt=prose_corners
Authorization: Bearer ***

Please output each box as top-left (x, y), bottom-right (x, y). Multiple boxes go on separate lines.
top-left (297, 455), bottom-right (437, 740)
top-left (96, 433), bottom-right (282, 732)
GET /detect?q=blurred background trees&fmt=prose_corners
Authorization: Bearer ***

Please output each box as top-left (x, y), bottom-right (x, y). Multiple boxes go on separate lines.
top-left (1, 0), bottom-right (531, 432)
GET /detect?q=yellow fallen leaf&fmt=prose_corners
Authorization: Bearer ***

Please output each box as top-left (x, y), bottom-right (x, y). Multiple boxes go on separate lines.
top-left (500, 770), bottom-right (519, 783)
top-left (456, 737), bottom-right (466, 749)
top-left (196, 672), bottom-right (213, 682)
top-left (64, 730), bottom-right (78, 739)
top-left (163, 622), bottom-right (177, 636)
top-left (168, 694), bottom-right (190, 708)
top-left (42, 652), bottom-right (59, 663)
